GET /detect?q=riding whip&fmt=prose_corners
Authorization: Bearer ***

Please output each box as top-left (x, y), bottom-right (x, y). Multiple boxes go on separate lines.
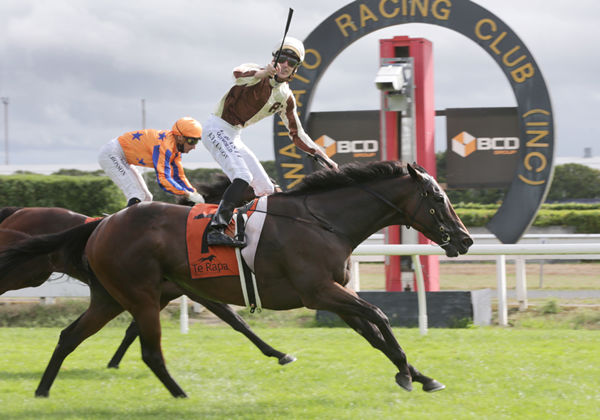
top-left (273, 8), bottom-right (294, 66)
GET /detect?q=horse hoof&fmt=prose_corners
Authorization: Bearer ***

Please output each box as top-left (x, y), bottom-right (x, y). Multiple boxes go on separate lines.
top-left (423, 379), bottom-right (446, 392)
top-left (35, 390), bottom-right (49, 398)
top-left (395, 372), bottom-right (413, 392)
top-left (278, 354), bottom-right (297, 365)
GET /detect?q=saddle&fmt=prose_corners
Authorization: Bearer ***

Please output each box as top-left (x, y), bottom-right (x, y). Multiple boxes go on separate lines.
top-left (185, 201), bottom-right (258, 280)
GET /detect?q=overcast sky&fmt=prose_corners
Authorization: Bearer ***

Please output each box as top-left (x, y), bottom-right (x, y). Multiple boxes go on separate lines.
top-left (1, 0), bottom-right (598, 167)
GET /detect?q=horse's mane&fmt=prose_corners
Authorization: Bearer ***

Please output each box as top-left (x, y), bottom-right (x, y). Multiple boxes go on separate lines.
top-left (175, 162), bottom-right (410, 202)
top-left (0, 207), bottom-right (22, 224)
top-left (281, 160), bottom-right (409, 196)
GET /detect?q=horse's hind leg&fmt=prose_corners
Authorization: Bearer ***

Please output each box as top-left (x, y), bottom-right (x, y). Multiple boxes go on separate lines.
top-left (191, 296), bottom-right (296, 365)
top-left (106, 288), bottom-right (180, 369)
top-left (35, 287), bottom-right (124, 397)
top-left (339, 314), bottom-right (445, 392)
top-left (130, 304), bottom-right (187, 398)
top-left (96, 270), bottom-right (186, 397)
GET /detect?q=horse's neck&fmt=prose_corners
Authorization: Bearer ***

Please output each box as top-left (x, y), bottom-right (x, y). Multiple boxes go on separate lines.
top-left (305, 176), bottom-right (415, 246)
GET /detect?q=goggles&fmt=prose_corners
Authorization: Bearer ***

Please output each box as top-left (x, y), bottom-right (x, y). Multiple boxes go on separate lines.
top-left (184, 137), bottom-right (200, 145)
top-left (275, 54), bottom-right (300, 68)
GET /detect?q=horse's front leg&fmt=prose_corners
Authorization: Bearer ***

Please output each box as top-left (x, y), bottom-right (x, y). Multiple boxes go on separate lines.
top-left (338, 313), bottom-right (445, 392)
top-left (304, 282), bottom-right (413, 391)
top-left (190, 295), bottom-right (296, 365)
top-left (107, 320), bottom-right (139, 368)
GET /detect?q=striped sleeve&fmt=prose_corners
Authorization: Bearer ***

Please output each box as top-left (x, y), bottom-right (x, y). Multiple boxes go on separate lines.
top-left (171, 156), bottom-right (195, 192)
top-left (152, 145), bottom-right (192, 195)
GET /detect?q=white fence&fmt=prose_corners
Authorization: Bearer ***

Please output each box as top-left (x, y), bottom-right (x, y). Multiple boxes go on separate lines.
top-left (3, 239), bottom-right (599, 336)
top-left (352, 243), bottom-right (600, 334)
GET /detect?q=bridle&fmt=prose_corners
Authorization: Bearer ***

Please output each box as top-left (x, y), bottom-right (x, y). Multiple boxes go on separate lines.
top-left (354, 181), bottom-right (452, 248)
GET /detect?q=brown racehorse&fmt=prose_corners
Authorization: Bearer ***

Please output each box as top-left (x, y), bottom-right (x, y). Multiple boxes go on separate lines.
top-left (0, 161), bottom-right (472, 398)
top-left (0, 174), bottom-right (293, 369)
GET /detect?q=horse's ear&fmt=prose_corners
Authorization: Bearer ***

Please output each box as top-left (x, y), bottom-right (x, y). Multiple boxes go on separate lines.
top-left (407, 163), bottom-right (422, 182)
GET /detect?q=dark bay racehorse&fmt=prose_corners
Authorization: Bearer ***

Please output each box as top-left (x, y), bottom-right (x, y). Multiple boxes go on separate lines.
top-left (0, 161), bottom-right (472, 398)
top-left (0, 174), bottom-right (293, 369)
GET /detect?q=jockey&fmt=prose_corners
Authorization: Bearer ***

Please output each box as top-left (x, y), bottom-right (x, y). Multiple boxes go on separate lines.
top-left (203, 36), bottom-right (338, 247)
top-left (98, 117), bottom-right (206, 207)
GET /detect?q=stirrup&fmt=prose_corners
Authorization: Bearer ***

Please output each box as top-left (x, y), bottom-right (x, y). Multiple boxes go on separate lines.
top-left (206, 229), bottom-right (246, 248)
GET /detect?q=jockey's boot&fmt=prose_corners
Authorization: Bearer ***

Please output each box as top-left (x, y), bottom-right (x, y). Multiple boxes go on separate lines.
top-left (205, 178), bottom-right (249, 247)
top-left (127, 197), bottom-right (141, 207)
top-left (205, 200), bottom-right (245, 247)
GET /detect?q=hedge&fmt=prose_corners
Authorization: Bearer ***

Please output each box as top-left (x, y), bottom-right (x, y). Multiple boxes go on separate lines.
top-left (2, 171), bottom-right (600, 233)
top-left (455, 205), bottom-right (600, 233)
top-left (0, 166), bottom-right (275, 215)
top-left (0, 174), bottom-right (124, 216)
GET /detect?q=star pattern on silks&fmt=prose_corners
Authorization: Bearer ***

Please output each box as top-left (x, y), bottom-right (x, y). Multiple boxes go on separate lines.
top-left (158, 132), bottom-right (166, 140)
top-left (137, 158), bottom-right (146, 166)
top-left (132, 132), bottom-right (143, 140)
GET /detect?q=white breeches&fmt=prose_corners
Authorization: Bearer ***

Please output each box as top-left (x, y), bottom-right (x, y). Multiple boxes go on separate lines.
top-left (98, 138), bottom-right (153, 202)
top-left (202, 114), bottom-right (275, 196)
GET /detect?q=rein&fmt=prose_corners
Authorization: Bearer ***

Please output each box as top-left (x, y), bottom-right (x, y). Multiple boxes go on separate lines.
top-left (246, 201), bottom-right (336, 232)
top-left (243, 198), bottom-right (355, 245)
top-left (244, 175), bottom-right (451, 247)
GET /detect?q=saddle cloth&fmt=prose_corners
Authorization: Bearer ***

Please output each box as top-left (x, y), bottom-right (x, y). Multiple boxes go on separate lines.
top-left (185, 198), bottom-right (264, 280)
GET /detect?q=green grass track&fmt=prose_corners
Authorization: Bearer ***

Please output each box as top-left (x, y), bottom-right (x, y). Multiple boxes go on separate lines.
top-left (0, 326), bottom-right (598, 419)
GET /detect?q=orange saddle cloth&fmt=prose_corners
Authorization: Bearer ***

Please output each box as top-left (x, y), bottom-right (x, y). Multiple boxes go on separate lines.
top-left (185, 201), bottom-right (257, 280)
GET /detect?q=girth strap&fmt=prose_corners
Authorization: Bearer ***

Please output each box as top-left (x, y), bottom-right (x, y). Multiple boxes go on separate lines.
top-left (234, 209), bottom-right (262, 313)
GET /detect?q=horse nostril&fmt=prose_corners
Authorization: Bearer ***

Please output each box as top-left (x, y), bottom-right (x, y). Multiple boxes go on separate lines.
top-left (462, 237), bottom-right (474, 248)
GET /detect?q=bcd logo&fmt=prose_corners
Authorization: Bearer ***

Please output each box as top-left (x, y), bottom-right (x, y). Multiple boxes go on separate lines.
top-left (315, 135), bottom-right (379, 158)
top-left (452, 131), bottom-right (519, 158)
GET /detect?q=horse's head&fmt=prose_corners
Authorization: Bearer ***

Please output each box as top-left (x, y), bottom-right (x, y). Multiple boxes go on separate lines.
top-left (405, 163), bottom-right (473, 257)
top-left (176, 173), bottom-right (260, 206)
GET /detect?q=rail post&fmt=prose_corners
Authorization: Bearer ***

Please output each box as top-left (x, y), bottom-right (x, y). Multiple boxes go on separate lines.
top-left (515, 257), bottom-right (528, 310)
top-left (180, 295), bottom-right (189, 334)
top-left (496, 255), bottom-right (508, 326)
top-left (411, 255), bottom-right (428, 335)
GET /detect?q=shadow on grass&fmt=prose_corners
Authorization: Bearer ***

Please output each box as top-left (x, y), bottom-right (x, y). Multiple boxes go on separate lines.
top-left (4, 396), bottom-right (347, 420)
top-left (0, 367), bottom-right (151, 382)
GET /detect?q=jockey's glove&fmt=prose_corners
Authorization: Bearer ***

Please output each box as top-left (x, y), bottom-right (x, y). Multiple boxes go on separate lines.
top-left (187, 191), bottom-right (205, 204)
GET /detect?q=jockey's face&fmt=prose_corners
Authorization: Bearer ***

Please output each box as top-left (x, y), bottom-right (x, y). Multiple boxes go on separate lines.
top-left (181, 141), bottom-right (196, 154)
top-left (273, 54), bottom-right (299, 80)
top-left (175, 135), bottom-right (197, 154)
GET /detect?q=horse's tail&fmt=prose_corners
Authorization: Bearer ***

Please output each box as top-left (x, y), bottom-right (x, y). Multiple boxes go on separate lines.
top-left (0, 218), bottom-right (103, 280)
top-left (0, 207), bottom-right (22, 224)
